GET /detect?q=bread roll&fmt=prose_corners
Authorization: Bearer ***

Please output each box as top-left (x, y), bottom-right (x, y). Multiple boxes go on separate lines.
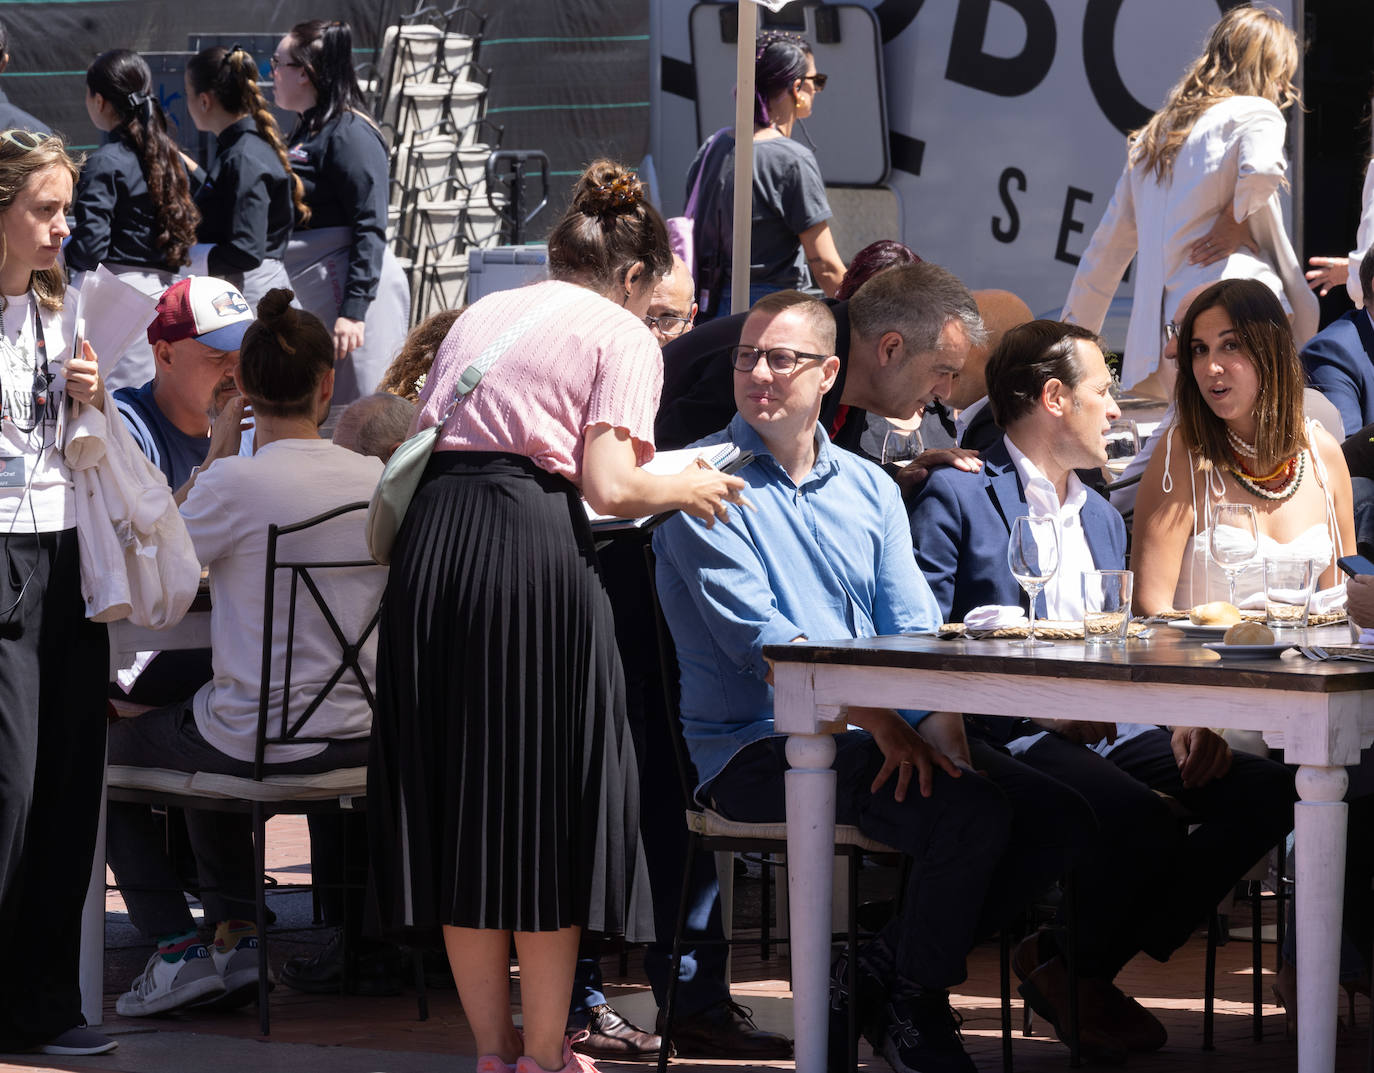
top-left (1190, 601), bottom-right (1242, 626)
top-left (1223, 621), bottom-right (1274, 645)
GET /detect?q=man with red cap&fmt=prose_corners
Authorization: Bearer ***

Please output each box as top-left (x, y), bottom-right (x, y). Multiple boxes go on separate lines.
top-left (114, 276), bottom-right (253, 495)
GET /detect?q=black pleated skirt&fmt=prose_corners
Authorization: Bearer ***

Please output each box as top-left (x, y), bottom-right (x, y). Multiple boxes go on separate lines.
top-left (368, 451), bottom-right (651, 939)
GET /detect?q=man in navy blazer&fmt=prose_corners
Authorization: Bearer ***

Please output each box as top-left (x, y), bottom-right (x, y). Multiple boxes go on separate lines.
top-left (1302, 247), bottom-right (1374, 437)
top-left (909, 321), bottom-right (1295, 1064)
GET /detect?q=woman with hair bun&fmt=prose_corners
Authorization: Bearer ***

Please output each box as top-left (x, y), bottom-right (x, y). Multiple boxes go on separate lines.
top-left (68, 49), bottom-right (200, 390)
top-left (687, 30), bottom-right (846, 318)
top-left (271, 20), bottom-right (409, 404)
top-left (184, 45), bottom-right (305, 308)
top-left (1062, 5), bottom-right (1317, 389)
top-left (368, 161), bottom-right (746, 1073)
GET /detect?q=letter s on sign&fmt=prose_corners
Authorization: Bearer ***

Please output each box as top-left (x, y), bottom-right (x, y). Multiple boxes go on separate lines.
top-left (993, 167), bottom-right (1026, 244)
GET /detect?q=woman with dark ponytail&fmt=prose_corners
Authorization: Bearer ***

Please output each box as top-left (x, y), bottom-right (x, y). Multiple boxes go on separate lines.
top-left (271, 20), bottom-right (409, 404)
top-left (686, 31), bottom-right (846, 319)
top-left (183, 45), bottom-right (305, 308)
top-left (69, 49), bottom-right (199, 390)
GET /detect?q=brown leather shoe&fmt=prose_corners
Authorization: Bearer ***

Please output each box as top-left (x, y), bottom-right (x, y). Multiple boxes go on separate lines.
top-left (1085, 980), bottom-right (1167, 1053)
top-left (1012, 936), bottom-right (1128, 1065)
top-left (659, 999), bottom-right (793, 1059)
top-left (570, 1004), bottom-right (663, 1058)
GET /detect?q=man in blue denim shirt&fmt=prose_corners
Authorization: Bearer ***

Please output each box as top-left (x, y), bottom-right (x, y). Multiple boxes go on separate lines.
top-left (653, 291), bottom-right (1092, 1073)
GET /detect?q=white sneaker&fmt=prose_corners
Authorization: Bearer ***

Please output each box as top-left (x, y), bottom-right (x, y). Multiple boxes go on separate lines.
top-left (116, 943), bottom-right (225, 1016)
top-left (200, 934), bottom-right (275, 1011)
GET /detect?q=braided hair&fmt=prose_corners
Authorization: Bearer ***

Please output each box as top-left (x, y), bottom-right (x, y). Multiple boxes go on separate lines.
top-left (186, 45), bottom-right (310, 225)
top-left (86, 49), bottom-right (199, 270)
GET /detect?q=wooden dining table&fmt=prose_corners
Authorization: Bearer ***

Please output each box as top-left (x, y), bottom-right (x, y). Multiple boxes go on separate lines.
top-left (766, 622), bottom-right (1374, 1073)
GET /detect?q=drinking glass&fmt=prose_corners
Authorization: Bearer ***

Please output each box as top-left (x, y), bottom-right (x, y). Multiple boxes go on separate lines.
top-left (882, 427), bottom-right (924, 467)
top-left (1105, 418), bottom-right (1140, 461)
top-left (1082, 569), bottom-right (1133, 645)
top-left (1007, 515), bottom-right (1060, 649)
top-left (1208, 502), bottom-right (1259, 608)
top-left (1263, 558), bottom-right (1316, 629)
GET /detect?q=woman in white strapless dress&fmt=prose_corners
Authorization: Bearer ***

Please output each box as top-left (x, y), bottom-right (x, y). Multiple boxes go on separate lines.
top-left (1133, 277), bottom-right (1359, 1022)
top-left (1134, 278), bottom-right (1355, 615)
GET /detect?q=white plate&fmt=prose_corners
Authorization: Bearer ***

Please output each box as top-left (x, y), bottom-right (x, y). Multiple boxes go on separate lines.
top-left (1164, 620), bottom-right (1235, 637)
top-left (1201, 641), bottom-right (1294, 660)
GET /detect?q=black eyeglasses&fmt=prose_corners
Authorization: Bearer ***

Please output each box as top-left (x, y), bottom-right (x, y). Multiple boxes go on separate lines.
top-left (269, 55), bottom-right (301, 71)
top-left (801, 73), bottom-right (828, 91)
top-left (728, 344), bottom-right (828, 374)
top-left (644, 313), bottom-right (692, 337)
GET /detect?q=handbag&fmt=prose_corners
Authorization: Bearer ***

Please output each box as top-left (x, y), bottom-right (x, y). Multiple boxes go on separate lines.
top-left (365, 285), bottom-right (583, 563)
top-left (665, 128), bottom-right (731, 279)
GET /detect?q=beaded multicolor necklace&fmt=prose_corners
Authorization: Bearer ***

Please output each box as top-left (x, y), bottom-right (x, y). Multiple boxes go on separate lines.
top-left (1224, 427), bottom-right (1304, 501)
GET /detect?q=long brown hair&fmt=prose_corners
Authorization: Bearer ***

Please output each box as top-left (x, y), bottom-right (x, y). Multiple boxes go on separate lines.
top-left (86, 49), bottom-right (199, 270)
top-left (1174, 278), bottom-right (1306, 472)
top-left (0, 131), bottom-right (80, 311)
top-left (186, 46), bottom-right (310, 226)
top-left (1130, 6), bottom-right (1299, 183)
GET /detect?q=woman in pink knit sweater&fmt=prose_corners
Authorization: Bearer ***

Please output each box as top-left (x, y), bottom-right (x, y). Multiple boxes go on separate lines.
top-left (368, 161), bottom-right (745, 1073)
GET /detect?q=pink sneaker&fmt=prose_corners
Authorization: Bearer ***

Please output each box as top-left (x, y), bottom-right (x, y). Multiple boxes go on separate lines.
top-left (476, 1057), bottom-right (516, 1073)
top-left (514, 1033), bottom-right (600, 1073)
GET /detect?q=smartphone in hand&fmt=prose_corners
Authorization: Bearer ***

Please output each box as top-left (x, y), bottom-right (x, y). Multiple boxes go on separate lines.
top-left (1337, 555), bottom-right (1374, 578)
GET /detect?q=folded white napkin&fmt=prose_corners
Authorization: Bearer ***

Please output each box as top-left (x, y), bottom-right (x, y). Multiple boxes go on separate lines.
top-left (1310, 586), bottom-right (1348, 614)
top-left (1360, 628), bottom-right (1374, 648)
top-left (964, 604), bottom-right (1027, 630)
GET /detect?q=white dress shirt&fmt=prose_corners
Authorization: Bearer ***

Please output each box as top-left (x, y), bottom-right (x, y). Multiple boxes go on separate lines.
top-left (1004, 436), bottom-right (1094, 621)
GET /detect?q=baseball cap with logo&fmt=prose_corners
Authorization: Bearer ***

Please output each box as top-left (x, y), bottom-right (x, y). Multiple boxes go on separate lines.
top-left (146, 276), bottom-right (254, 351)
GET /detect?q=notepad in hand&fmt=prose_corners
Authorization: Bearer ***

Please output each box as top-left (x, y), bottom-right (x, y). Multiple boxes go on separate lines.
top-left (586, 442), bottom-right (753, 532)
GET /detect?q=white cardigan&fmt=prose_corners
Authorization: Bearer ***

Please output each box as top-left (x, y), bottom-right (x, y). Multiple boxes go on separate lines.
top-left (61, 385), bottom-right (199, 627)
top-left (1062, 95), bottom-right (1318, 387)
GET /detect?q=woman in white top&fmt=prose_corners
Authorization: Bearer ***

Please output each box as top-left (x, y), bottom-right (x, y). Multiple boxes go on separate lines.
top-left (0, 130), bottom-right (114, 1057)
top-left (1062, 5), bottom-right (1317, 389)
top-left (1133, 278), bottom-right (1355, 616)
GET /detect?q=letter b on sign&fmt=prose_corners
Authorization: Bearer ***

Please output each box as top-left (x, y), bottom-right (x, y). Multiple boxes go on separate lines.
top-left (946, 0), bottom-right (1056, 97)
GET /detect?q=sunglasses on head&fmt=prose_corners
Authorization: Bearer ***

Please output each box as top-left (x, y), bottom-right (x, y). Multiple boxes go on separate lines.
top-left (0, 129), bottom-right (46, 152)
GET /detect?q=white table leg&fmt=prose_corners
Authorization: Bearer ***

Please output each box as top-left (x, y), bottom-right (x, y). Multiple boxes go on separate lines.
top-left (79, 755), bottom-right (108, 1026)
top-left (1294, 764), bottom-right (1348, 1073)
top-left (785, 732), bottom-right (836, 1073)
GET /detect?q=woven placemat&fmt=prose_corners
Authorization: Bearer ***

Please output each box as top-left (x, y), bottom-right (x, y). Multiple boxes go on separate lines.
top-left (939, 619), bottom-right (1151, 640)
top-left (1155, 608), bottom-right (1346, 626)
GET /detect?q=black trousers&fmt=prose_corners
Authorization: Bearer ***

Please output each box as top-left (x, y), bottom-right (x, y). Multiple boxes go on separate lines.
top-left (0, 529), bottom-right (108, 1049)
top-left (706, 732), bottom-right (1096, 989)
top-left (1016, 728), bottom-right (1296, 978)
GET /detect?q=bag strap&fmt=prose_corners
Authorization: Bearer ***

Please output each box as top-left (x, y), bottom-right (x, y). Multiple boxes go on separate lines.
top-left (436, 283), bottom-right (585, 423)
top-left (683, 127), bottom-right (732, 219)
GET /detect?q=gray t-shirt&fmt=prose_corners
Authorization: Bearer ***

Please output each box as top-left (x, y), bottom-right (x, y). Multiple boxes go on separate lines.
top-left (691, 133), bottom-right (833, 295)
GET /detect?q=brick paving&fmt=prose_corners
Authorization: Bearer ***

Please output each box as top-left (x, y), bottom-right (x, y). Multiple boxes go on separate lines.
top-left (5, 814), bottom-right (1368, 1072)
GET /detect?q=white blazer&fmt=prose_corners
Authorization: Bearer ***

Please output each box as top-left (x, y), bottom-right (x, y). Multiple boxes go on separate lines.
top-left (1062, 95), bottom-right (1318, 386)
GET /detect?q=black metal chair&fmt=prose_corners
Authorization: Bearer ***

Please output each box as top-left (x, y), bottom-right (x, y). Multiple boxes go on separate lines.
top-left (108, 502), bottom-right (421, 1034)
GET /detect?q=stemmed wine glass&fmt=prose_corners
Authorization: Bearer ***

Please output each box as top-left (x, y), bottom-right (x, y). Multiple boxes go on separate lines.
top-left (881, 427), bottom-right (924, 467)
top-left (1208, 501), bottom-right (1260, 608)
top-left (1007, 515), bottom-right (1060, 649)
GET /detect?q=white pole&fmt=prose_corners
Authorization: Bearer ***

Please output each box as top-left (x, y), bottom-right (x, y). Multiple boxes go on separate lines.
top-left (731, 1), bottom-right (758, 318)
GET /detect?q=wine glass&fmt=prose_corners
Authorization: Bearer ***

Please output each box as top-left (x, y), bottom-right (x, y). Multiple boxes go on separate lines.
top-left (1007, 515), bottom-right (1060, 649)
top-left (1208, 501), bottom-right (1260, 608)
top-left (882, 426), bottom-right (923, 467)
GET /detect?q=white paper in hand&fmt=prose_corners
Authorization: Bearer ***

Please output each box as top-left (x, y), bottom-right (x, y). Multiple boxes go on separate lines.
top-left (74, 264), bottom-right (161, 378)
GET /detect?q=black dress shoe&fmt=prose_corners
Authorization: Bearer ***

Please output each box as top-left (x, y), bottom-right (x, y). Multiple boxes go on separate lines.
top-left (280, 931), bottom-right (404, 996)
top-left (571, 1004), bottom-right (664, 1058)
top-left (659, 998), bottom-right (793, 1059)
